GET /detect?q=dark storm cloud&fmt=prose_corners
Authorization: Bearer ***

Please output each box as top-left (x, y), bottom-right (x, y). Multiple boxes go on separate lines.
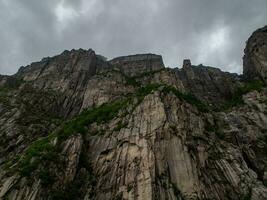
top-left (0, 0), bottom-right (267, 74)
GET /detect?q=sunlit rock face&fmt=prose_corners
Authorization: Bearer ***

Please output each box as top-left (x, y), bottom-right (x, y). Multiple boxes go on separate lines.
top-left (0, 26), bottom-right (266, 200)
top-left (244, 25), bottom-right (267, 83)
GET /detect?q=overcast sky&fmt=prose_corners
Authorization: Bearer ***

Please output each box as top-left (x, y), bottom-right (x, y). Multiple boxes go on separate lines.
top-left (0, 0), bottom-right (267, 75)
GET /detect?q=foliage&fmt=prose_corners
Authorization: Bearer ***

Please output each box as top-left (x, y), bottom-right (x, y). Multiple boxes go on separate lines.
top-left (242, 188), bottom-right (252, 200)
top-left (17, 83), bottom-right (163, 177)
top-left (18, 99), bottom-right (130, 176)
top-left (16, 84), bottom-right (61, 126)
top-left (162, 85), bottom-right (210, 112)
top-left (19, 134), bottom-right (58, 176)
top-left (50, 151), bottom-right (96, 200)
top-left (38, 169), bottom-right (55, 186)
top-left (125, 76), bottom-right (140, 87)
top-left (17, 83), bottom-right (209, 178)
top-left (57, 99), bottom-right (129, 140)
top-left (127, 184), bottom-right (133, 192)
top-left (218, 80), bottom-right (266, 111)
top-left (136, 83), bottom-right (162, 101)
top-left (205, 120), bottom-right (225, 140)
top-left (0, 87), bottom-right (12, 107)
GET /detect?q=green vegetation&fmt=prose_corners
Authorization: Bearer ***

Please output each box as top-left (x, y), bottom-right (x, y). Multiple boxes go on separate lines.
top-left (242, 188), bottom-right (252, 200)
top-left (127, 184), bottom-right (133, 192)
top-left (0, 79), bottom-right (25, 108)
top-left (16, 85), bottom-right (61, 126)
top-left (125, 76), bottom-right (141, 87)
top-left (58, 83), bottom-right (162, 139)
top-left (50, 177), bottom-right (88, 200)
top-left (162, 85), bottom-right (210, 112)
top-left (0, 87), bottom-right (11, 106)
top-left (16, 83), bottom-right (210, 178)
top-left (0, 87), bottom-right (9, 95)
top-left (218, 80), bottom-right (266, 111)
top-left (215, 130), bottom-right (225, 139)
top-left (205, 120), bottom-right (225, 140)
top-left (135, 83), bottom-right (161, 101)
top-left (19, 134), bottom-right (58, 176)
top-left (50, 151), bottom-right (96, 200)
top-left (17, 84), bottom-right (162, 176)
top-left (38, 169), bottom-right (55, 186)
top-left (17, 99), bottom-right (129, 176)
top-left (57, 99), bottom-right (129, 140)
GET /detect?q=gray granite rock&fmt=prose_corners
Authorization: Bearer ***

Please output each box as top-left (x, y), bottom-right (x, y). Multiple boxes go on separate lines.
top-left (0, 26), bottom-right (266, 200)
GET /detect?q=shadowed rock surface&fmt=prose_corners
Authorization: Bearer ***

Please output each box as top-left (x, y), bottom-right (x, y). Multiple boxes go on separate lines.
top-left (109, 54), bottom-right (164, 77)
top-left (0, 26), bottom-right (266, 200)
top-left (244, 25), bottom-right (267, 83)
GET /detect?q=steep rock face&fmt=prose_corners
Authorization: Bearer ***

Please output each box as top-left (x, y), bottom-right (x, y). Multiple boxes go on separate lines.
top-left (15, 49), bottom-right (132, 118)
top-left (1, 87), bottom-right (266, 200)
top-left (15, 49), bottom-right (106, 118)
top-left (176, 61), bottom-right (241, 107)
top-left (244, 25), bottom-right (267, 83)
top-left (109, 54), bottom-right (164, 77)
top-left (0, 26), bottom-right (267, 200)
top-left (134, 60), bottom-right (241, 107)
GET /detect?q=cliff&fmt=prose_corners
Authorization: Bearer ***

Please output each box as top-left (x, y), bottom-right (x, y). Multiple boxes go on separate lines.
top-left (0, 26), bottom-right (266, 200)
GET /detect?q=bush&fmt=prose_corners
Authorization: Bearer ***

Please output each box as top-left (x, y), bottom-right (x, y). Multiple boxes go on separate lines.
top-left (125, 76), bottom-right (140, 87)
top-left (205, 121), bottom-right (225, 139)
top-left (19, 135), bottom-right (57, 176)
top-left (58, 99), bottom-right (129, 140)
top-left (219, 80), bottom-right (266, 111)
top-left (39, 169), bottom-right (55, 186)
top-left (16, 82), bottom-right (211, 178)
top-left (163, 86), bottom-right (210, 112)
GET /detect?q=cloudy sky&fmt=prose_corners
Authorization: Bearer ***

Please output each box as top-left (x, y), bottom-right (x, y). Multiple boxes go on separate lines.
top-left (0, 0), bottom-right (267, 75)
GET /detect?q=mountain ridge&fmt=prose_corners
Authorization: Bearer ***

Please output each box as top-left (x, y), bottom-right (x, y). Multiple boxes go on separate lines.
top-left (0, 26), bottom-right (267, 200)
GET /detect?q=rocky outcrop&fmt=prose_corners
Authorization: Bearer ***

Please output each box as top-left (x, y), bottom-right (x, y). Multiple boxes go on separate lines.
top-left (0, 26), bottom-right (267, 199)
top-left (244, 25), bottom-right (267, 83)
top-left (109, 54), bottom-right (164, 77)
top-left (176, 61), bottom-right (241, 107)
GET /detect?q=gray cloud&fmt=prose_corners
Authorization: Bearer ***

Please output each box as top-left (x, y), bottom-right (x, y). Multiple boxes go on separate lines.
top-left (0, 0), bottom-right (267, 75)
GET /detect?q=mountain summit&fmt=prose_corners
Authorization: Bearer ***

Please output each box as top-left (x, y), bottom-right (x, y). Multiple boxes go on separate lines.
top-left (0, 26), bottom-right (267, 200)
